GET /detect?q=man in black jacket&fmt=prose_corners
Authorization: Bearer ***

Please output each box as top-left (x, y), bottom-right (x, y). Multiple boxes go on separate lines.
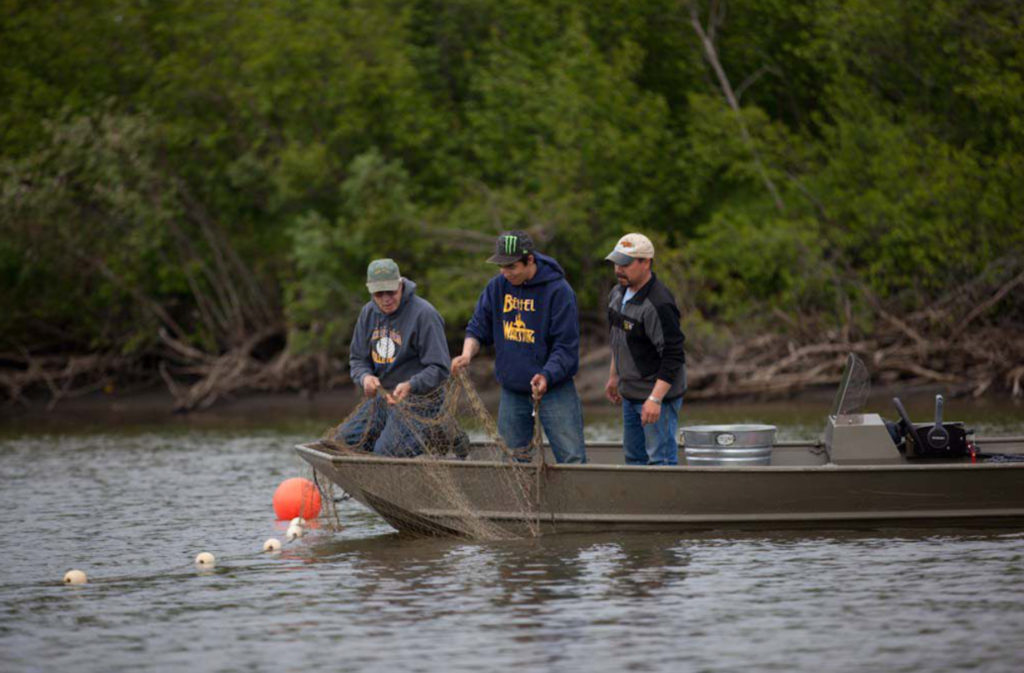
top-left (603, 234), bottom-right (687, 465)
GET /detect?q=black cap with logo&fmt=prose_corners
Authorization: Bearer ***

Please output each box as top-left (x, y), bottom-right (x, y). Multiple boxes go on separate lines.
top-left (487, 231), bottom-right (534, 265)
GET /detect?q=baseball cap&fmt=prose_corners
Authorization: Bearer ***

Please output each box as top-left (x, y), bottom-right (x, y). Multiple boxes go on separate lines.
top-left (605, 233), bottom-right (655, 265)
top-left (366, 258), bottom-right (402, 293)
top-left (487, 231), bottom-right (534, 265)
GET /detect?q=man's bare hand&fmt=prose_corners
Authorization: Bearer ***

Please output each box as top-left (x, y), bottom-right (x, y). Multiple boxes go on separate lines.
top-left (451, 354), bottom-right (472, 375)
top-left (604, 376), bottom-right (621, 404)
top-left (389, 381), bottom-right (412, 405)
top-left (530, 373), bottom-right (548, 400)
top-left (362, 375), bottom-right (382, 398)
top-left (641, 399), bottom-right (662, 425)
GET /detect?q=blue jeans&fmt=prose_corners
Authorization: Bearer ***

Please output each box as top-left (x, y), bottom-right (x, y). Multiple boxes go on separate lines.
top-left (334, 397), bottom-right (439, 458)
top-left (498, 381), bottom-right (586, 464)
top-left (622, 396), bottom-right (683, 465)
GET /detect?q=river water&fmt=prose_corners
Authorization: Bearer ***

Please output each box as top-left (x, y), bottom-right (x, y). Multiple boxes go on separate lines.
top-left (2, 396), bottom-right (1023, 672)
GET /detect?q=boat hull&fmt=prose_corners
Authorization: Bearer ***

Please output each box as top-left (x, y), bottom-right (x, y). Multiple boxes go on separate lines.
top-left (296, 443), bottom-right (1024, 537)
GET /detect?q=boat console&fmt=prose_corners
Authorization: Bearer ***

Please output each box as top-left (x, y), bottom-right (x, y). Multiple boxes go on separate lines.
top-left (823, 355), bottom-right (971, 465)
top-left (825, 412), bottom-right (906, 465)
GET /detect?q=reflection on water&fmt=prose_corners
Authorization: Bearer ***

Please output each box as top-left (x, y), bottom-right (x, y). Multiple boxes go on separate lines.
top-left (8, 389), bottom-right (1024, 440)
top-left (4, 389), bottom-right (1023, 441)
top-left (1, 407), bottom-right (1023, 672)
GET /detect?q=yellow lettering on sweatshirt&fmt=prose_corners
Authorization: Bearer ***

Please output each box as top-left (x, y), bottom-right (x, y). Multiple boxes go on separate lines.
top-left (502, 313), bottom-right (535, 344)
top-left (502, 295), bottom-right (535, 313)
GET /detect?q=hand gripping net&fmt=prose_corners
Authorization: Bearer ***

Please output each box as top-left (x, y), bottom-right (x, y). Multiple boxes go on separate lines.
top-left (316, 371), bottom-right (545, 540)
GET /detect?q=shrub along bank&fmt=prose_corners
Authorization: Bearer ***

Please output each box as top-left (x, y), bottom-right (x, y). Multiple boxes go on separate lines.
top-left (2, 1), bottom-right (1022, 409)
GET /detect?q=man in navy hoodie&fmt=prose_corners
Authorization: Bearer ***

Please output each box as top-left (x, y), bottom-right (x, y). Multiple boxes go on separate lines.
top-left (451, 232), bottom-right (587, 463)
top-left (335, 258), bottom-right (454, 457)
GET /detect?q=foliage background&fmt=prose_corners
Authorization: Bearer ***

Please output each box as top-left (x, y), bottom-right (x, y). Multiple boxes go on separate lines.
top-left (2, 0), bottom-right (1022, 399)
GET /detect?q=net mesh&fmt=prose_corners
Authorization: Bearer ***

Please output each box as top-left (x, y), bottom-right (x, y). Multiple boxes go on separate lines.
top-left (314, 371), bottom-right (544, 540)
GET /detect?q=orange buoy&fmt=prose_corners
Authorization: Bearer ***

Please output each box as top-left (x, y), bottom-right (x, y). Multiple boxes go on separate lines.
top-left (272, 477), bottom-right (322, 520)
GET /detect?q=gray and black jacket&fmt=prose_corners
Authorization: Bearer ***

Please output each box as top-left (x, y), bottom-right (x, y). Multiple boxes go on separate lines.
top-left (607, 272), bottom-right (686, 401)
top-left (349, 278), bottom-right (450, 394)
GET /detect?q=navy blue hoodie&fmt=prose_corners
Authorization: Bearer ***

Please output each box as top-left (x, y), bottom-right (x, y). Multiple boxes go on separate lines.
top-left (466, 252), bottom-right (580, 393)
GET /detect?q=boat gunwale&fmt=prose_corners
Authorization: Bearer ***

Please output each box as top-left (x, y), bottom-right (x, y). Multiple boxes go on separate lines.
top-left (295, 443), bottom-right (1024, 473)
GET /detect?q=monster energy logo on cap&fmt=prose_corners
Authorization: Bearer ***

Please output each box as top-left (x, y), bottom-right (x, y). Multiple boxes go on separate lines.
top-left (487, 230), bottom-right (535, 265)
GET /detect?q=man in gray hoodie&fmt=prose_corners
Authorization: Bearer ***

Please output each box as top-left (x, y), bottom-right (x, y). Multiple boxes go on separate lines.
top-left (334, 258), bottom-right (453, 457)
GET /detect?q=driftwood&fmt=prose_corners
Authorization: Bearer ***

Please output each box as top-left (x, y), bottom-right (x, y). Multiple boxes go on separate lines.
top-left (577, 321), bottom-right (1021, 402)
top-left (0, 351), bottom-right (149, 411)
top-left (5, 259), bottom-right (1023, 411)
top-left (576, 264), bottom-right (1024, 402)
top-left (683, 294), bottom-right (1024, 400)
top-left (156, 327), bottom-right (345, 412)
top-left (0, 329), bottom-right (345, 413)
top-left (677, 259), bottom-right (1024, 400)
top-left (4, 317), bottom-right (1021, 413)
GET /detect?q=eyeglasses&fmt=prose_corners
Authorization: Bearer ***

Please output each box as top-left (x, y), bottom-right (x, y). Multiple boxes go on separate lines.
top-left (372, 290), bottom-right (399, 298)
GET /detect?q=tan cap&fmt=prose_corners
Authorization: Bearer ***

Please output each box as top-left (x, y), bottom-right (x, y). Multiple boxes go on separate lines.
top-left (605, 233), bottom-right (655, 265)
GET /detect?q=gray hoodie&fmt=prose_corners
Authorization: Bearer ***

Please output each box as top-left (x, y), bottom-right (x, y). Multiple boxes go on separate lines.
top-left (349, 278), bottom-right (450, 394)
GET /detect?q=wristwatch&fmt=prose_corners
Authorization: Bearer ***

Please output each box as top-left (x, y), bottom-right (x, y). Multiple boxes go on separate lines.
top-left (647, 395), bottom-right (662, 405)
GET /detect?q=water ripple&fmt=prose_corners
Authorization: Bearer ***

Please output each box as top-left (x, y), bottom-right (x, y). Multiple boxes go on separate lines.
top-left (1, 432), bottom-right (1023, 672)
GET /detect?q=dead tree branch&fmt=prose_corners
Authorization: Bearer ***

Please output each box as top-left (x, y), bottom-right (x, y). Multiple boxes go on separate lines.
top-left (687, 0), bottom-right (786, 212)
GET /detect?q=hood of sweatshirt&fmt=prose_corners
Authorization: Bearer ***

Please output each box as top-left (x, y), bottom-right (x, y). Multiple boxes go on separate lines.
top-left (523, 252), bottom-right (566, 287)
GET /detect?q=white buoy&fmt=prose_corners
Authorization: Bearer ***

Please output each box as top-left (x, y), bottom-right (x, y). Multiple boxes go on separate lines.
top-left (290, 517), bottom-right (307, 527)
top-left (286, 524), bottom-right (303, 542)
top-left (195, 552), bottom-right (216, 567)
top-left (263, 538), bottom-right (282, 552)
top-left (63, 569), bottom-right (87, 585)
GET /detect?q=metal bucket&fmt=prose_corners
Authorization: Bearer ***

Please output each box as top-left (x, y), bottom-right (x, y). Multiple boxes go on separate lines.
top-left (680, 425), bottom-right (776, 466)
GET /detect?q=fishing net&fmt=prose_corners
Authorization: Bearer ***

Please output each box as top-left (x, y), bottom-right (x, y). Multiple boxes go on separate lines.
top-left (309, 467), bottom-right (344, 530)
top-left (314, 371), bottom-right (544, 540)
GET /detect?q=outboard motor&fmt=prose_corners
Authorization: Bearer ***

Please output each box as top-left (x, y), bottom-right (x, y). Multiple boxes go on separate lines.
top-left (891, 394), bottom-right (970, 459)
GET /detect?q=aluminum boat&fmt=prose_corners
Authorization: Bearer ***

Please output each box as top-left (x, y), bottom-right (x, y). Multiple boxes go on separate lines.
top-left (296, 355), bottom-right (1024, 537)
